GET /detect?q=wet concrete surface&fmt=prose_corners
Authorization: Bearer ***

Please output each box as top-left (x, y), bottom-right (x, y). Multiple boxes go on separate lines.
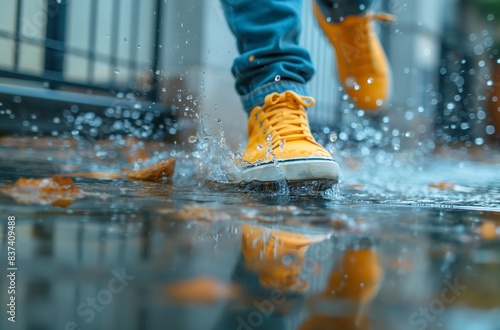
top-left (0, 137), bottom-right (499, 330)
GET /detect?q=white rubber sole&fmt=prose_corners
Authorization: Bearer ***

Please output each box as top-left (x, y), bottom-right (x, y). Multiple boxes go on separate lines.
top-left (239, 158), bottom-right (340, 183)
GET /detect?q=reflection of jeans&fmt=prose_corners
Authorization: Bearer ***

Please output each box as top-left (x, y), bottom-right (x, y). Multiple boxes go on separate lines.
top-left (221, 0), bottom-right (374, 113)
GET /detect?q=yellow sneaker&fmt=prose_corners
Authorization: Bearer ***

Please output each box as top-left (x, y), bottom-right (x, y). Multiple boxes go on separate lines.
top-left (241, 224), bottom-right (329, 291)
top-left (241, 91), bottom-right (339, 183)
top-left (313, 1), bottom-right (395, 111)
top-left (326, 249), bottom-right (382, 302)
top-left (299, 249), bottom-right (382, 330)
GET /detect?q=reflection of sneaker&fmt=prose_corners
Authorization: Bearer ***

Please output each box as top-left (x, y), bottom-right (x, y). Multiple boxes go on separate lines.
top-left (241, 224), bottom-right (329, 291)
top-left (299, 249), bottom-right (382, 330)
top-left (313, 1), bottom-right (394, 111)
top-left (241, 91), bottom-right (339, 183)
top-left (326, 249), bottom-right (382, 302)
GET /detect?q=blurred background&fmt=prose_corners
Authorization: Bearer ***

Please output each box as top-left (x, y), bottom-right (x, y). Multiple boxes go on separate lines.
top-left (0, 0), bottom-right (499, 149)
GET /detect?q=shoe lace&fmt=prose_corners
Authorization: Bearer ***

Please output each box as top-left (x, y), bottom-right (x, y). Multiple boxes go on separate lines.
top-left (338, 13), bottom-right (395, 75)
top-left (256, 91), bottom-right (319, 150)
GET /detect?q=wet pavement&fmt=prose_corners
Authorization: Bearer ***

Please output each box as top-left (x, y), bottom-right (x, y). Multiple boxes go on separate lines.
top-left (0, 137), bottom-right (499, 330)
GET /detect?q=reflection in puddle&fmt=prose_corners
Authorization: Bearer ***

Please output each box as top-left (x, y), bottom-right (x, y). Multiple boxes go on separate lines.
top-left (0, 138), bottom-right (499, 330)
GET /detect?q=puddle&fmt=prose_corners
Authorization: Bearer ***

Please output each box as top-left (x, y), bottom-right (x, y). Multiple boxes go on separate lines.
top-left (0, 136), bottom-right (499, 330)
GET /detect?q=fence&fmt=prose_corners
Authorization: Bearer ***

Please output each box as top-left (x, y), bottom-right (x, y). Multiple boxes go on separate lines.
top-left (0, 0), bottom-right (173, 140)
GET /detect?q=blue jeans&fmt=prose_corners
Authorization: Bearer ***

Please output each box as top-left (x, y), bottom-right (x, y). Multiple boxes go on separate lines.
top-left (221, 0), bottom-right (374, 113)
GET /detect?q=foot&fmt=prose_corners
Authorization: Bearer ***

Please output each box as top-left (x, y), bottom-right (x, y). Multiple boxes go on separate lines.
top-left (241, 224), bottom-right (329, 291)
top-left (313, 1), bottom-right (395, 111)
top-left (240, 91), bottom-right (339, 183)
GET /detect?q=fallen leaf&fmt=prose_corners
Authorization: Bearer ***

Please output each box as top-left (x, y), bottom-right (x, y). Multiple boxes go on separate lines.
top-left (58, 172), bottom-right (123, 180)
top-left (127, 159), bottom-right (176, 182)
top-left (2, 177), bottom-right (80, 208)
top-left (429, 181), bottom-right (455, 190)
top-left (429, 181), bottom-right (473, 192)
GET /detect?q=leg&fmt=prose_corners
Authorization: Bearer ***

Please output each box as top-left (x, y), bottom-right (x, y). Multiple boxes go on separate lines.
top-left (314, 0), bottom-right (395, 110)
top-left (220, 0), bottom-right (314, 112)
top-left (220, 0), bottom-right (340, 184)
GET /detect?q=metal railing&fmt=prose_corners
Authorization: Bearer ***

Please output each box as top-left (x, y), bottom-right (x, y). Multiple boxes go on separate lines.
top-left (0, 0), bottom-right (165, 99)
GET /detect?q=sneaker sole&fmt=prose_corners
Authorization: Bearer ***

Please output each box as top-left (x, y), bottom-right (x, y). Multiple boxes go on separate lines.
top-left (239, 158), bottom-right (339, 183)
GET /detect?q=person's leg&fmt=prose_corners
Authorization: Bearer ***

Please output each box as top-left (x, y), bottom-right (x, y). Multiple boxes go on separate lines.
top-left (314, 0), bottom-right (394, 111)
top-left (220, 0), bottom-right (340, 184)
top-left (220, 0), bottom-right (314, 113)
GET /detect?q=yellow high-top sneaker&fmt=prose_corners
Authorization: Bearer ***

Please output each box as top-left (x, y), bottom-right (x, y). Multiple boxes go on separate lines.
top-left (299, 248), bottom-right (383, 330)
top-left (241, 91), bottom-right (339, 183)
top-left (313, 1), bottom-right (395, 111)
top-left (241, 224), bottom-right (329, 291)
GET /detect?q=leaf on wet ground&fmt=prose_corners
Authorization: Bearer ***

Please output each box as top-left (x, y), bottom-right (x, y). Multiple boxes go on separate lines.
top-left (59, 172), bottom-right (123, 180)
top-left (58, 158), bottom-right (176, 182)
top-left (1, 177), bottom-right (81, 208)
top-left (429, 181), bottom-right (474, 192)
top-left (126, 158), bottom-right (176, 182)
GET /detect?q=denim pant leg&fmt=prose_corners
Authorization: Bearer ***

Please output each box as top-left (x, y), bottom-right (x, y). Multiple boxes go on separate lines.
top-left (220, 0), bottom-right (314, 113)
top-left (316, 0), bottom-right (374, 22)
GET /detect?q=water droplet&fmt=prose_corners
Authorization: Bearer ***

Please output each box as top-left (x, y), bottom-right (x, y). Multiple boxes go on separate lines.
top-left (123, 37), bottom-right (128, 43)
top-left (329, 133), bottom-right (338, 142)
top-left (257, 144), bottom-right (263, 150)
top-left (187, 95), bottom-right (193, 100)
top-left (188, 135), bottom-right (198, 143)
top-left (114, 68), bottom-right (120, 75)
top-left (137, 44), bottom-right (141, 49)
top-left (345, 77), bottom-right (355, 87)
top-left (282, 255), bottom-right (292, 265)
top-left (266, 134), bottom-right (273, 142)
top-left (326, 17), bottom-right (332, 22)
top-left (367, 77), bottom-right (374, 84)
top-left (274, 75), bottom-right (281, 82)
